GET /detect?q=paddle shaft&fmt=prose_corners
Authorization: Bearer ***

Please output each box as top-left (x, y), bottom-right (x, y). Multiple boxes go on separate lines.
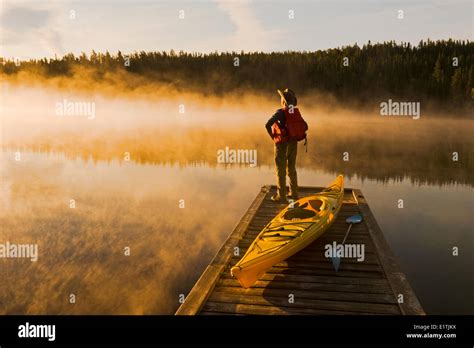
top-left (341, 190), bottom-right (359, 245)
top-left (341, 223), bottom-right (353, 245)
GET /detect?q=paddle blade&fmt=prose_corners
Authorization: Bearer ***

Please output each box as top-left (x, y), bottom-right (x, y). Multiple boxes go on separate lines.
top-left (331, 257), bottom-right (341, 272)
top-left (346, 214), bottom-right (363, 224)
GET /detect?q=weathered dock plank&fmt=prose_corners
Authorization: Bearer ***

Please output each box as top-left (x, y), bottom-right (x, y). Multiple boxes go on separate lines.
top-left (176, 185), bottom-right (425, 315)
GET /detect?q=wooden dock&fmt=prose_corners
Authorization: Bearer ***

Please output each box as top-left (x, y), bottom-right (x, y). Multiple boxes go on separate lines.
top-left (176, 185), bottom-right (425, 315)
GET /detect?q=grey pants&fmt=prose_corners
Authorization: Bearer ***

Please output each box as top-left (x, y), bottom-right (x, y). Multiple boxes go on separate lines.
top-left (274, 141), bottom-right (298, 198)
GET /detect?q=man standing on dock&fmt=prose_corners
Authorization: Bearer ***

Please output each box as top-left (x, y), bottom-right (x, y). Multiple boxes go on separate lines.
top-left (265, 88), bottom-right (308, 204)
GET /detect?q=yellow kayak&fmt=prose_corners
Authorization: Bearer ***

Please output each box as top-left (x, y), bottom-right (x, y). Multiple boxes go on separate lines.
top-left (231, 175), bottom-right (344, 288)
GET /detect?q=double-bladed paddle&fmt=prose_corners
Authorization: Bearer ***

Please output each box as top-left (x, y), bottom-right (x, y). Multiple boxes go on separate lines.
top-left (331, 214), bottom-right (363, 271)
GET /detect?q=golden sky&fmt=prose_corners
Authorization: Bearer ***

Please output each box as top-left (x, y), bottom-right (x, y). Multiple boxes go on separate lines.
top-left (0, 0), bottom-right (472, 59)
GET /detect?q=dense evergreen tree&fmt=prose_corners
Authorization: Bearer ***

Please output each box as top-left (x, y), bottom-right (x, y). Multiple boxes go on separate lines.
top-left (1, 40), bottom-right (472, 108)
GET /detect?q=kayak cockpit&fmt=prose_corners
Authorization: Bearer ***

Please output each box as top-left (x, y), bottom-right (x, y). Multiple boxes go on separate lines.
top-left (281, 198), bottom-right (327, 222)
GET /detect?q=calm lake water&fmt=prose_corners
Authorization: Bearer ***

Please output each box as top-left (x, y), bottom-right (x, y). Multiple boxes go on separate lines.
top-left (0, 86), bottom-right (472, 314)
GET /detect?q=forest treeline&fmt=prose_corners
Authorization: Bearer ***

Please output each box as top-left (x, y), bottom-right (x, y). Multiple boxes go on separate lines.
top-left (1, 39), bottom-right (473, 109)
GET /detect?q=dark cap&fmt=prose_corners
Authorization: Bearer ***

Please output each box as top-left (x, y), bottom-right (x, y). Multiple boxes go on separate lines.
top-left (277, 88), bottom-right (297, 106)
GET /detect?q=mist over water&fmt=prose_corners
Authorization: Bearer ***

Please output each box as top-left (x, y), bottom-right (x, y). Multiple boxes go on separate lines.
top-left (0, 85), bottom-right (473, 314)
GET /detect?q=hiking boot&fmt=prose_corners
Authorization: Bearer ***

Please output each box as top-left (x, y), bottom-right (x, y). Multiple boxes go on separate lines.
top-left (271, 195), bottom-right (288, 204)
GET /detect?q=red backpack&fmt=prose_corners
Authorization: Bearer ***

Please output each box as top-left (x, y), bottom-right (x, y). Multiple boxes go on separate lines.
top-left (272, 107), bottom-right (307, 144)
